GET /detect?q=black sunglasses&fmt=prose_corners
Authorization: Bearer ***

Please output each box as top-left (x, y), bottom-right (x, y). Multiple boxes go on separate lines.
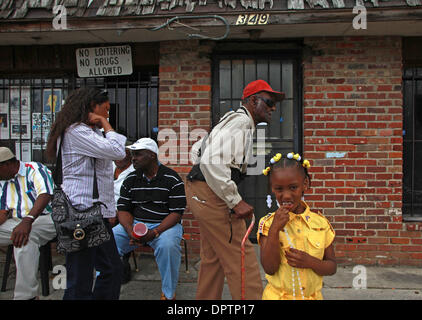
top-left (255, 95), bottom-right (276, 108)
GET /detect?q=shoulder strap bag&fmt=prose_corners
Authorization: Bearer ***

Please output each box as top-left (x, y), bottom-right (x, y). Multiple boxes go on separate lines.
top-left (187, 107), bottom-right (249, 185)
top-left (51, 133), bottom-right (111, 254)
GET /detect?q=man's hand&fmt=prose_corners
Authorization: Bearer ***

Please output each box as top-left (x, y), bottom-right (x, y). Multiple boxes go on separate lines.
top-left (10, 193), bottom-right (51, 247)
top-left (0, 210), bottom-right (11, 226)
top-left (231, 200), bottom-right (254, 219)
top-left (11, 218), bottom-right (33, 248)
top-left (130, 229), bottom-right (155, 245)
top-left (108, 217), bottom-right (118, 227)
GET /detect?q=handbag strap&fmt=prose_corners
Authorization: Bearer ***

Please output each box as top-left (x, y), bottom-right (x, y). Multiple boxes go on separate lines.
top-left (53, 134), bottom-right (64, 187)
top-left (54, 133), bottom-right (99, 200)
top-left (92, 159), bottom-right (99, 200)
top-left (198, 106), bottom-right (249, 159)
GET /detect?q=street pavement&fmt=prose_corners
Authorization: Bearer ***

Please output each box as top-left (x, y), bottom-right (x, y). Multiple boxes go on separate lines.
top-left (1, 245), bottom-right (421, 300)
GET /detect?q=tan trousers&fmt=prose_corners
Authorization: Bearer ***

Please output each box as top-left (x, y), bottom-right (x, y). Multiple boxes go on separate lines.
top-left (0, 215), bottom-right (56, 300)
top-left (186, 180), bottom-right (263, 300)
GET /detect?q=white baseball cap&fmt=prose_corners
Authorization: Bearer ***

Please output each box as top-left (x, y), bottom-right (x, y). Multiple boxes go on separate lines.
top-left (0, 147), bottom-right (15, 162)
top-left (126, 138), bottom-right (159, 155)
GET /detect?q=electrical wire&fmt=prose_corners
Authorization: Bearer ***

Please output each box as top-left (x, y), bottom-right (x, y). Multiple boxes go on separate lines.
top-left (148, 15), bottom-right (230, 41)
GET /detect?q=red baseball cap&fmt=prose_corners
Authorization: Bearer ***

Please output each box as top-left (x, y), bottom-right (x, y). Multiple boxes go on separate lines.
top-left (241, 79), bottom-right (285, 102)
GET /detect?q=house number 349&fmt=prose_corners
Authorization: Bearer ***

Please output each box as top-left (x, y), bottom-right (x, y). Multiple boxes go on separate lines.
top-left (236, 13), bottom-right (270, 25)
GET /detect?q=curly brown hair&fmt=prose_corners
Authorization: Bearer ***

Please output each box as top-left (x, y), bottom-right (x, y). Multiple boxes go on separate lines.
top-left (45, 87), bottom-right (109, 160)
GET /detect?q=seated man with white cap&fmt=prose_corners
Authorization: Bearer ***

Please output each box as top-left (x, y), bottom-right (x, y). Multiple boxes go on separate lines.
top-left (112, 138), bottom-right (186, 300)
top-left (0, 147), bottom-right (56, 300)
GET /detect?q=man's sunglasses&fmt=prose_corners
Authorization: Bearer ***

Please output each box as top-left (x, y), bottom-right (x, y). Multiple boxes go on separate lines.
top-left (255, 95), bottom-right (276, 108)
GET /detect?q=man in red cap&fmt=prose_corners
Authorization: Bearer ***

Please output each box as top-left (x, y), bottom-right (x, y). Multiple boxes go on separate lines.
top-left (186, 79), bottom-right (284, 300)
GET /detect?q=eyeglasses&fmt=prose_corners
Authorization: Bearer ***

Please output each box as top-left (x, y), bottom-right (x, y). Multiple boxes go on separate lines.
top-left (255, 95), bottom-right (275, 108)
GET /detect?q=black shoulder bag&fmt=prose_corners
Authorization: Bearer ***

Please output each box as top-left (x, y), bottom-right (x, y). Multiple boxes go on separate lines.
top-left (51, 134), bottom-right (111, 254)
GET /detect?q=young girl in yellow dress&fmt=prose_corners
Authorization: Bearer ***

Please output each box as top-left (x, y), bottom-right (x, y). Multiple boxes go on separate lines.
top-left (257, 152), bottom-right (337, 300)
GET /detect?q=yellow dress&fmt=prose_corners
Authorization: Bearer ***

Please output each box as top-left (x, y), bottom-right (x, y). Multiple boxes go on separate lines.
top-left (257, 202), bottom-right (335, 300)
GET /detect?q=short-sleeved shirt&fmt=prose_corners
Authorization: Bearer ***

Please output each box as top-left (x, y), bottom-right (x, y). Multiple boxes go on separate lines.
top-left (112, 163), bottom-right (135, 210)
top-left (0, 161), bottom-right (54, 220)
top-left (117, 164), bottom-right (186, 223)
top-left (257, 202), bottom-right (335, 300)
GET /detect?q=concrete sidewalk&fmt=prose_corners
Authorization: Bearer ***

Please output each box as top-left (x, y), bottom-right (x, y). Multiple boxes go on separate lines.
top-left (0, 245), bottom-right (421, 300)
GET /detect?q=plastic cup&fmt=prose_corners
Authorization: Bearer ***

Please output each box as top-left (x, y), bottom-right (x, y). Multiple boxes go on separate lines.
top-left (132, 222), bottom-right (148, 239)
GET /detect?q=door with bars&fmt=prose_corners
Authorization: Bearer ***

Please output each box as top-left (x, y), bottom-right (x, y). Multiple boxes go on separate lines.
top-left (403, 67), bottom-right (422, 221)
top-left (212, 54), bottom-right (302, 241)
top-left (0, 72), bottom-right (158, 166)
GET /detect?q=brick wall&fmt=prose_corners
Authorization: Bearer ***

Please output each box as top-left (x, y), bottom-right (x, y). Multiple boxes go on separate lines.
top-left (303, 36), bottom-right (422, 266)
top-left (158, 37), bottom-right (422, 266)
top-left (158, 40), bottom-right (213, 255)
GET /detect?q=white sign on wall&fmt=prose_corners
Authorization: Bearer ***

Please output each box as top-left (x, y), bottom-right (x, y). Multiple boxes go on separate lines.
top-left (76, 45), bottom-right (133, 78)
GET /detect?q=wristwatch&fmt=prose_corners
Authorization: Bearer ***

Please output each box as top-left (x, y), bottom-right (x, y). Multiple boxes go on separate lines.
top-left (153, 229), bottom-right (160, 238)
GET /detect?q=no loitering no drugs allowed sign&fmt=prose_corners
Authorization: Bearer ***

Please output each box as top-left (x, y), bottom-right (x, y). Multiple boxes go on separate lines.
top-left (76, 45), bottom-right (133, 78)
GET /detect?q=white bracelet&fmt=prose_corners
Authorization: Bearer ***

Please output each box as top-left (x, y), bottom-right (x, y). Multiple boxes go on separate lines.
top-left (25, 214), bottom-right (36, 220)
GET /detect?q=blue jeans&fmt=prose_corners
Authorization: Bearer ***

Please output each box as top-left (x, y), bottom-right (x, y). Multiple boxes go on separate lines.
top-left (63, 219), bottom-right (123, 300)
top-left (113, 220), bottom-right (183, 299)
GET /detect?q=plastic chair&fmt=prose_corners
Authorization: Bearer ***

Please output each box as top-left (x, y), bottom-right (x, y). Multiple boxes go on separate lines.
top-left (1, 240), bottom-right (53, 296)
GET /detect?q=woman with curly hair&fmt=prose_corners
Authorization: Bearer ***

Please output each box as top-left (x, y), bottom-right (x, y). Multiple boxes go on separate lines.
top-left (47, 87), bottom-right (126, 300)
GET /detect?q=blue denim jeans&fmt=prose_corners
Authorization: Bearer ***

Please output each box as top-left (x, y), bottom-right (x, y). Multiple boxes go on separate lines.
top-left (113, 220), bottom-right (183, 299)
top-left (63, 219), bottom-right (123, 300)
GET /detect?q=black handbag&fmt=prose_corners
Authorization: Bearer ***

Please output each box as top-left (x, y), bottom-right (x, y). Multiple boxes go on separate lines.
top-left (51, 134), bottom-right (111, 254)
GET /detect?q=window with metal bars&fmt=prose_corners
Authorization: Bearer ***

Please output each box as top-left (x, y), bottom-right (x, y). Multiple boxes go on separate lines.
top-left (403, 67), bottom-right (422, 220)
top-left (0, 72), bottom-right (158, 166)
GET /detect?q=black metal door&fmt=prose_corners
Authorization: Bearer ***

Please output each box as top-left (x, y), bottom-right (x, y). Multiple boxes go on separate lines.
top-left (212, 54), bottom-right (302, 241)
top-left (403, 67), bottom-right (422, 221)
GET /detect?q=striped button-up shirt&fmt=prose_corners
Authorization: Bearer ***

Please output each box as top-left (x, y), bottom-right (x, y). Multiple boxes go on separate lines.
top-left (0, 161), bottom-right (54, 220)
top-left (59, 123), bottom-right (126, 218)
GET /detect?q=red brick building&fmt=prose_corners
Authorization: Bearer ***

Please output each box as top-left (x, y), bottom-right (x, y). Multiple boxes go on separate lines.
top-left (1, 0), bottom-right (422, 266)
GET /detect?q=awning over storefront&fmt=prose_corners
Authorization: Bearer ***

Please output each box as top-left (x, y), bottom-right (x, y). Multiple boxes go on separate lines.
top-left (0, 0), bottom-right (422, 44)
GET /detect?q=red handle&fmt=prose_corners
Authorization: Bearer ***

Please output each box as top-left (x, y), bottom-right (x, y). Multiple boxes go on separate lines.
top-left (241, 214), bottom-right (255, 300)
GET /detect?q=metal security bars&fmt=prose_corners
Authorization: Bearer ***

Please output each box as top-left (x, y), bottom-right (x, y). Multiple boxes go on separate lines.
top-left (0, 77), bottom-right (71, 164)
top-left (77, 73), bottom-right (159, 143)
top-left (403, 67), bottom-right (422, 220)
top-left (0, 72), bottom-right (158, 166)
top-left (212, 53), bottom-right (302, 241)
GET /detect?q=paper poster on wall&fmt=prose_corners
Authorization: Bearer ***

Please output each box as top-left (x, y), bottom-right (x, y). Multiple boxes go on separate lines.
top-left (10, 86), bottom-right (30, 121)
top-left (0, 103), bottom-right (9, 139)
top-left (43, 89), bottom-right (62, 113)
top-left (32, 113), bottom-right (52, 149)
top-left (10, 120), bottom-right (31, 139)
top-left (15, 142), bottom-right (31, 162)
